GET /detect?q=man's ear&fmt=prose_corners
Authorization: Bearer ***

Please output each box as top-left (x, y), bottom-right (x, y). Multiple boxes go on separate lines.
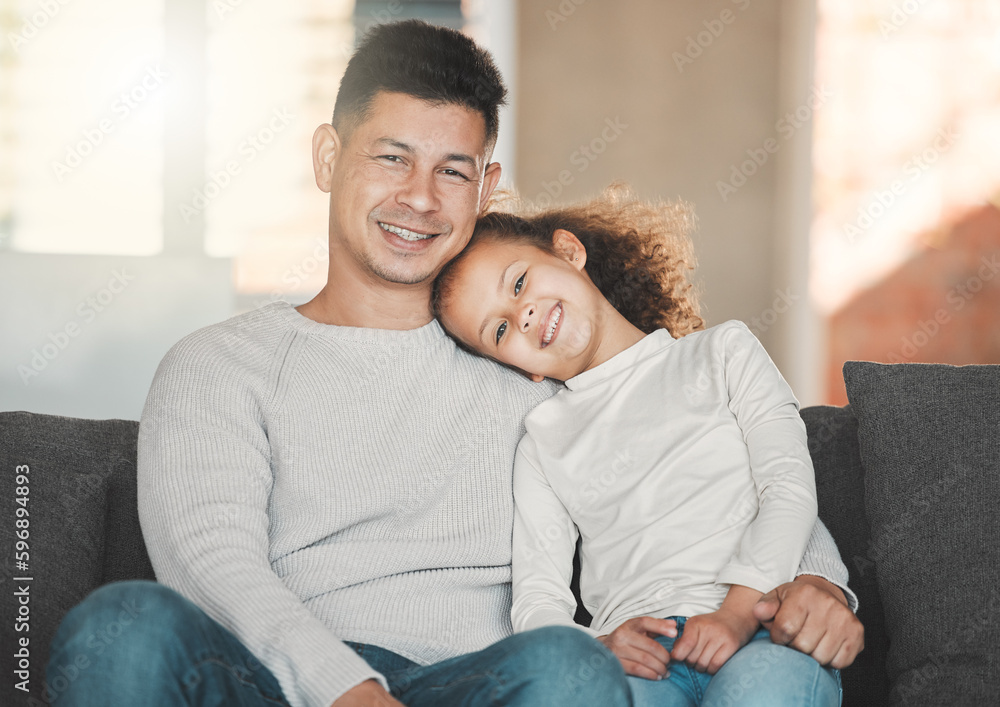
top-left (312, 124), bottom-right (341, 193)
top-left (479, 161), bottom-right (503, 212)
top-left (552, 229), bottom-right (587, 270)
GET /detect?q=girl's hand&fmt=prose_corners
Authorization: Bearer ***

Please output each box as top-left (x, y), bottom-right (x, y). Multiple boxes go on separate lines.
top-left (670, 584), bottom-right (762, 674)
top-left (669, 607), bottom-right (758, 674)
top-left (596, 616), bottom-right (677, 680)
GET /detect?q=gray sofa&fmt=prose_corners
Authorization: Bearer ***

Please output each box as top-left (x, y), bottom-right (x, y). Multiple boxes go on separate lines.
top-left (2, 361), bottom-right (997, 706)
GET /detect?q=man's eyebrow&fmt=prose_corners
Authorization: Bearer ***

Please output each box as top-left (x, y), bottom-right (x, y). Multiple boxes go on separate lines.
top-left (478, 263), bottom-right (514, 344)
top-left (442, 152), bottom-right (479, 169)
top-left (374, 137), bottom-right (414, 153)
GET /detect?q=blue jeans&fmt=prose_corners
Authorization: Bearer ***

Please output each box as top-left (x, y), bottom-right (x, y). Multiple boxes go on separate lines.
top-left (47, 581), bottom-right (631, 706)
top-left (627, 617), bottom-right (841, 707)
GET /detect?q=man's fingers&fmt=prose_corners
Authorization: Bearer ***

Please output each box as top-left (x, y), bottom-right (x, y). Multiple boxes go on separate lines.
top-left (767, 595), bottom-right (809, 645)
top-left (815, 619), bottom-right (864, 669)
top-left (784, 609), bottom-right (826, 655)
top-left (797, 624), bottom-right (837, 664)
top-left (830, 633), bottom-right (864, 670)
top-left (752, 589), bottom-right (780, 625)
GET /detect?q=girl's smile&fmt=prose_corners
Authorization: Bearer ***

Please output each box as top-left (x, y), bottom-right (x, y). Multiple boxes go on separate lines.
top-left (540, 302), bottom-right (562, 348)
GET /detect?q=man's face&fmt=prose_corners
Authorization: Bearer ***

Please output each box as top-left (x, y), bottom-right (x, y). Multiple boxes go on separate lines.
top-left (315, 91), bottom-right (501, 288)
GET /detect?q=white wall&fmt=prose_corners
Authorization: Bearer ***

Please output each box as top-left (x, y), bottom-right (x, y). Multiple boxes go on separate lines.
top-left (1, 254), bottom-right (232, 419)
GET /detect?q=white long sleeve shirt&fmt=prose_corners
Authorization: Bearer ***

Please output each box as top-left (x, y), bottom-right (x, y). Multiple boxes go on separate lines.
top-left (512, 321), bottom-right (819, 635)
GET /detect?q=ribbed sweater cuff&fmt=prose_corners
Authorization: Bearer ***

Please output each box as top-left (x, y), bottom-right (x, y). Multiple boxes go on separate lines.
top-left (291, 635), bottom-right (388, 707)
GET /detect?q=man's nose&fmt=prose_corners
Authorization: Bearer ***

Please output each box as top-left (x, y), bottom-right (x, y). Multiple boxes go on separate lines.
top-left (396, 169), bottom-right (440, 213)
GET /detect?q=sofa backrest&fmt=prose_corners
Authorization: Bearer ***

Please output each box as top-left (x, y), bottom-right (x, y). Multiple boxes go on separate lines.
top-left (801, 405), bottom-right (889, 706)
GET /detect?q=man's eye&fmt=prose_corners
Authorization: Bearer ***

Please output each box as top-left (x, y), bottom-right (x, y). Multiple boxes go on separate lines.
top-left (380, 155), bottom-right (403, 163)
top-left (514, 273), bottom-right (525, 295)
top-left (495, 321), bottom-right (507, 345)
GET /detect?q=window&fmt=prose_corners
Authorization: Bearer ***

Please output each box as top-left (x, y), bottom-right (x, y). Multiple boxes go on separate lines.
top-left (1, 0), bottom-right (164, 255)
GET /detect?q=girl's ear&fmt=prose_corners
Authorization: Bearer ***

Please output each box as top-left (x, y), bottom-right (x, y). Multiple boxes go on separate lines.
top-left (552, 229), bottom-right (587, 270)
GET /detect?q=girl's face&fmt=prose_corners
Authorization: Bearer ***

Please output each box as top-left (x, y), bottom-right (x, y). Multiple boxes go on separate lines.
top-left (439, 230), bottom-right (609, 381)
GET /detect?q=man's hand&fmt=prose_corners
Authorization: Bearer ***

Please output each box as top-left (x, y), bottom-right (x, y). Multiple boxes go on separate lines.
top-left (671, 584), bottom-right (760, 674)
top-left (331, 679), bottom-right (404, 707)
top-left (752, 574), bottom-right (864, 669)
top-left (597, 616), bottom-right (677, 680)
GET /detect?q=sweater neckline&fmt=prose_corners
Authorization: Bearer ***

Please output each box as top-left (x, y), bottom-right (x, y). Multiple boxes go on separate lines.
top-left (564, 328), bottom-right (676, 391)
top-left (266, 301), bottom-right (447, 346)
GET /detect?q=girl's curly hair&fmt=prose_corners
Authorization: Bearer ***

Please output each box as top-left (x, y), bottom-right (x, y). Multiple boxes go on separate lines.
top-left (434, 183), bottom-right (704, 338)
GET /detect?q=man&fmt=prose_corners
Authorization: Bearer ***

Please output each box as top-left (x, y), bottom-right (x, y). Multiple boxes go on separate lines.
top-left (48, 20), bottom-right (862, 707)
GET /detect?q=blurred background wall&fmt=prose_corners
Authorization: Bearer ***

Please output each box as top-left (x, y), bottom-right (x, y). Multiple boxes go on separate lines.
top-left (2, 0), bottom-right (998, 419)
top-left (515, 0), bottom-right (822, 400)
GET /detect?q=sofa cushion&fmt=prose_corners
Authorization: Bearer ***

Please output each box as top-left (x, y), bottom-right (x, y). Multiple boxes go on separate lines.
top-left (0, 411), bottom-right (153, 706)
top-left (844, 361), bottom-right (1000, 706)
top-left (801, 405), bottom-right (889, 707)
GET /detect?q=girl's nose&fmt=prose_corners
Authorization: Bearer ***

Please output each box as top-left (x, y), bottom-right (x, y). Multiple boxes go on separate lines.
top-left (519, 304), bottom-right (535, 332)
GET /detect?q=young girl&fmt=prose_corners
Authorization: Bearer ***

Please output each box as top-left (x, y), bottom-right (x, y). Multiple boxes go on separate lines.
top-left (432, 187), bottom-right (842, 706)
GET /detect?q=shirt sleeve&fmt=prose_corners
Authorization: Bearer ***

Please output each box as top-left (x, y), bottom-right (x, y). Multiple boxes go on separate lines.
top-left (715, 323), bottom-right (819, 594)
top-left (510, 435), bottom-right (600, 638)
top-left (137, 336), bottom-right (385, 707)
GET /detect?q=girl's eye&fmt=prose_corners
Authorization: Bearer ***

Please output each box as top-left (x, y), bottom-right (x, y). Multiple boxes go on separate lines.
top-left (495, 321), bottom-right (507, 345)
top-left (514, 273), bottom-right (525, 295)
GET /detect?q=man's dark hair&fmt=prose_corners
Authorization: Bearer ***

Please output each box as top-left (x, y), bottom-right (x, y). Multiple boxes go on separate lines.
top-left (332, 20), bottom-right (507, 151)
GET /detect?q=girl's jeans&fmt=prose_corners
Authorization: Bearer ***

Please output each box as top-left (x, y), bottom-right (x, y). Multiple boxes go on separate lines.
top-left (627, 616), bottom-right (842, 707)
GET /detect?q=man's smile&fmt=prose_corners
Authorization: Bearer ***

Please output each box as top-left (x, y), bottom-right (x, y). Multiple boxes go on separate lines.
top-left (378, 221), bottom-right (441, 242)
